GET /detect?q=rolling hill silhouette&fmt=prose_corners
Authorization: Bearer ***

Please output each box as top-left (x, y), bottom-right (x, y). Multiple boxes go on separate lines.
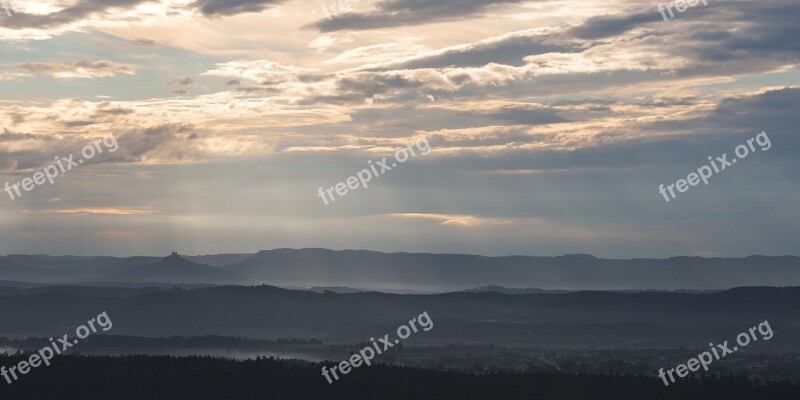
top-left (0, 284), bottom-right (798, 348)
top-left (106, 252), bottom-right (232, 284)
top-left (1, 249), bottom-right (799, 290)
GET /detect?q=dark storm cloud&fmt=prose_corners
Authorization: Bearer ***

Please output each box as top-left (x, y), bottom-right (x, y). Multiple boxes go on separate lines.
top-left (568, 9), bottom-right (662, 40)
top-left (60, 120), bottom-right (96, 127)
top-left (299, 1), bottom-right (799, 107)
top-left (190, 0), bottom-right (285, 16)
top-left (381, 32), bottom-right (580, 70)
top-left (1, 0), bottom-right (149, 29)
top-left (92, 104), bottom-right (135, 117)
top-left (296, 72), bottom-right (427, 105)
top-left (681, 2), bottom-right (800, 61)
top-left (310, 0), bottom-right (524, 32)
top-left (0, 124), bottom-right (207, 173)
top-left (568, 0), bottom-right (800, 61)
top-left (447, 88), bottom-right (800, 172)
top-left (108, 124), bottom-right (204, 163)
top-left (0, 0), bottom-right (288, 28)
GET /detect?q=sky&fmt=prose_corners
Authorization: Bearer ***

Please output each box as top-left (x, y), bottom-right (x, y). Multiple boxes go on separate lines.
top-left (0, 0), bottom-right (798, 257)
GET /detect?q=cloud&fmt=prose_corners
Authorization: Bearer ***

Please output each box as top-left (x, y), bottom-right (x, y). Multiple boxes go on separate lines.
top-left (568, 8), bottom-right (661, 40)
top-left (385, 213), bottom-right (518, 226)
top-left (363, 29), bottom-right (577, 70)
top-left (0, 60), bottom-right (136, 79)
top-left (0, 0), bottom-right (149, 30)
top-left (0, 123), bottom-right (212, 173)
top-left (202, 59), bottom-right (319, 85)
top-left (167, 77), bottom-right (196, 87)
top-left (167, 77), bottom-right (196, 95)
top-left (310, 0), bottom-right (525, 32)
top-left (108, 124), bottom-right (211, 164)
top-left (190, 0), bottom-right (285, 16)
top-left (29, 208), bottom-right (154, 215)
top-left (0, 128), bottom-right (49, 142)
top-left (130, 39), bottom-right (159, 47)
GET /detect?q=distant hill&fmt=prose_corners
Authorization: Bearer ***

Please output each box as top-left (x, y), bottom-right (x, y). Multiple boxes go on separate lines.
top-left (0, 284), bottom-right (798, 349)
top-left (0, 255), bottom-right (159, 283)
top-left (461, 286), bottom-right (574, 294)
top-left (184, 254), bottom-right (253, 267)
top-left (105, 253), bottom-right (232, 284)
top-left (461, 286), bottom-right (722, 294)
top-left (1, 249), bottom-right (799, 290)
top-left (224, 249), bottom-right (800, 290)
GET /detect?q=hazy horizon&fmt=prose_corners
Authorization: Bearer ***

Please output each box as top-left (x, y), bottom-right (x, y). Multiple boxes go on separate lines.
top-left (2, 248), bottom-right (800, 259)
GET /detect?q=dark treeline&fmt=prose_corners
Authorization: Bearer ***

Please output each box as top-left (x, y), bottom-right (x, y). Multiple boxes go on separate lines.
top-left (0, 355), bottom-right (797, 400)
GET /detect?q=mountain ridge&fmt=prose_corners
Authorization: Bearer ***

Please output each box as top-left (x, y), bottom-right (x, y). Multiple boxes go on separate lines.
top-left (0, 249), bottom-right (798, 290)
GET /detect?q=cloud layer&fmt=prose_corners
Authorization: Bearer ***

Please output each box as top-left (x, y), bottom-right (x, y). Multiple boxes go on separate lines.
top-left (0, 0), bottom-right (798, 257)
